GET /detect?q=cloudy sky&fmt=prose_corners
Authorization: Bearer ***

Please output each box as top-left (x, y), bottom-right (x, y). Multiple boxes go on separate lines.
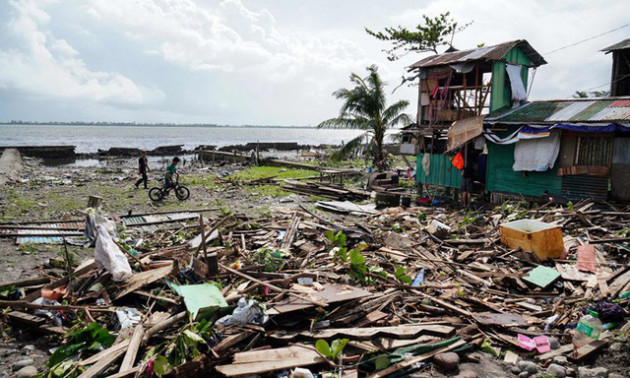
top-left (0, 0), bottom-right (628, 125)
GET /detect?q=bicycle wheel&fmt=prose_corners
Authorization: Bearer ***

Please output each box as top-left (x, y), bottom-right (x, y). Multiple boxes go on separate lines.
top-left (149, 187), bottom-right (163, 202)
top-left (175, 186), bottom-right (190, 201)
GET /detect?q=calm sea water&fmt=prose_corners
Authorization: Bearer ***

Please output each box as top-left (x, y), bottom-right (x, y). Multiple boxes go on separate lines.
top-left (0, 124), bottom-right (366, 154)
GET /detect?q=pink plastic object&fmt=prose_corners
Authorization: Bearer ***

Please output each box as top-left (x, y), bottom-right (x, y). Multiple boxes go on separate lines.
top-left (534, 336), bottom-right (551, 354)
top-left (517, 334), bottom-right (535, 351)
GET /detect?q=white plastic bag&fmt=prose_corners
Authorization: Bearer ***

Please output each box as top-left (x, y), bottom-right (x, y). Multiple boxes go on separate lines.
top-left (94, 225), bottom-right (132, 281)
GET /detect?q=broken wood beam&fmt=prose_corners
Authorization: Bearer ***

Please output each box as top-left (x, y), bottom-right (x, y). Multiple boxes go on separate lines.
top-left (119, 325), bottom-right (144, 373)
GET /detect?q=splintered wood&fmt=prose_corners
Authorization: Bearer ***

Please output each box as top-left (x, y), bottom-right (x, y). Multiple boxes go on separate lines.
top-left (0, 199), bottom-right (628, 377)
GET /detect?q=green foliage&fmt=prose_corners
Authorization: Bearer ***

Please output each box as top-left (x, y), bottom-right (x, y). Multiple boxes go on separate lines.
top-left (374, 355), bottom-right (391, 370)
top-left (47, 323), bottom-right (115, 371)
top-left (152, 355), bottom-right (171, 376)
top-left (567, 201), bottom-right (574, 211)
top-left (417, 210), bottom-right (426, 221)
top-left (316, 338), bottom-right (349, 361)
top-left (231, 166), bottom-right (319, 181)
top-left (0, 285), bottom-right (19, 299)
top-left (349, 248), bottom-right (387, 284)
top-left (394, 266), bottom-right (412, 285)
top-left (219, 206), bottom-right (232, 217)
top-left (573, 90), bottom-right (609, 99)
top-left (250, 247), bottom-right (289, 272)
top-left (325, 230), bottom-right (347, 247)
top-left (318, 65), bottom-right (410, 166)
top-left (147, 320), bottom-right (215, 377)
top-left (391, 223), bottom-right (404, 233)
top-left (365, 12), bottom-right (472, 60)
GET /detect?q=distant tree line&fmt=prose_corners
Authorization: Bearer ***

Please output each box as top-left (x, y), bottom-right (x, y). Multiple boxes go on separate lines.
top-left (0, 121), bottom-right (311, 128)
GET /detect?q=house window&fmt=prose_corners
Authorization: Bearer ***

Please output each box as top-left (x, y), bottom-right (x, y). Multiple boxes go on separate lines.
top-left (574, 136), bottom-right (613, 166)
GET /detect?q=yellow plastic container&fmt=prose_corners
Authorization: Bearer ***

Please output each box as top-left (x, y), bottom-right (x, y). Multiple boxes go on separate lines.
top-left (499, 219), bottom-right (564, 261)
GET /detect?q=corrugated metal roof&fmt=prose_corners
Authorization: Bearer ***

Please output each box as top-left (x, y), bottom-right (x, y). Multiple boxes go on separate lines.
top-left (486, 98), bottom-right (630, 124)
top-left (590, 106), bottom-right (630, 121)
top-left (409, 40), bottom-right (547, 69)
top-left (545, 101), bottom-right (595, 122)
top-left (602, 39), bottom-right (630, 53)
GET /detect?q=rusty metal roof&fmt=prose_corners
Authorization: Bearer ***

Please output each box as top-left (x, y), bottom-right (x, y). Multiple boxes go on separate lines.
top-left (485, 97), bottom-right (630, 124)
top-left (602, 39), bottom-right (630, 53)
top-left (409, 40), bottom-right (547, 69)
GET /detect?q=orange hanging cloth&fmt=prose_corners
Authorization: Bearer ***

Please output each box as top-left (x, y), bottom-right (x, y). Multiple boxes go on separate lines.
top-left (452, 152), bottom-right (464, 170)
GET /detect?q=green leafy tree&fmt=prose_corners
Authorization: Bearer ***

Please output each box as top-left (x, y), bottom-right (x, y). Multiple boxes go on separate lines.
top-left (572, 90), bottom-right (609, 98)
top-left (318, 65), bottom-right (410, 167)
top-left (365, 12), bottom-right (471, 61)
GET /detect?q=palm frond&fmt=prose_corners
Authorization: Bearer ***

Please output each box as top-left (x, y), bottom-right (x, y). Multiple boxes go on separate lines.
top-left (387, 113), bottom-right (412, 128)
top-left (317, 117), bottom-right (369, 129)
top-left (331, 133), bottom-right (368, 161)
top-left (382, 100), bottom-right (410, 125)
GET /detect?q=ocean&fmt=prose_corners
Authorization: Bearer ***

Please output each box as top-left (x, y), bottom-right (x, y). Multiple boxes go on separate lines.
top-left (0, 124), bottom-right (367, 154)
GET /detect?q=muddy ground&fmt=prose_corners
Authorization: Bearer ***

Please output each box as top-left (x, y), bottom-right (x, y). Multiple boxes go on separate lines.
top-left (0, 158), bottom-right (324, 282)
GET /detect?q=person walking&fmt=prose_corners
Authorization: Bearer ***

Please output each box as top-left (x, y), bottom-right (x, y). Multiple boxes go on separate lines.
top-left (134, 151), bottom-right (150, 189)
top-left (461, 162), bottom-right (474, 208)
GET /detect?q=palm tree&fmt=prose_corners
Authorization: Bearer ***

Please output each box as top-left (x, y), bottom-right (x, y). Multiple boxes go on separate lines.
top-left (318, 65), bottom-right (411, 169)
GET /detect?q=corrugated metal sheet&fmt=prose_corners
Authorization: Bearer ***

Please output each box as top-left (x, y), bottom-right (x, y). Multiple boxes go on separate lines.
top-left (122, 216), bottom-right (147, 225)
top-left (416, 153), bottom-right (463, 188)
top-left (562, 175), bottom-right (608, 201)
top-left (545, 101), bottom-right (595, 122)
top-left (486, 141), bottom-right (561, 197)
top-left (610, 99), bottom-right (630, 107)
top-left (410, 40), bottom-right (546, 69)
top-left (590, 106), bottom-right (630, 121)
top-left (16, 236), bottom-right (64, 245)
top-left (486, 99), bottom-right (630, 123)
top-left (602, 39), bottom-right (630, 52)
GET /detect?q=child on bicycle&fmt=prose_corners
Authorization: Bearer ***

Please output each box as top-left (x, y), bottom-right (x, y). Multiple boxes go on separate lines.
top-left (164, 157), bottom-right (180, 190)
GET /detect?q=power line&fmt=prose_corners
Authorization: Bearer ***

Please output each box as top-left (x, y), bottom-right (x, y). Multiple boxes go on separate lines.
top-left (544, 23), bottom-right (630, 55)
top-left (583, 73), bottom-right (630, 92)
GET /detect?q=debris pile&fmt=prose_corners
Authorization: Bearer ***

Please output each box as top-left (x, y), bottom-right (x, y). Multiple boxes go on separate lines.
top-left (0, 199), bottom-right (629, 377)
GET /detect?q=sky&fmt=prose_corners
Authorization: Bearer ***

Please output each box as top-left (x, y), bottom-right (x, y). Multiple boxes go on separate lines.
top-left (0, 0), bottom-right (628, 125)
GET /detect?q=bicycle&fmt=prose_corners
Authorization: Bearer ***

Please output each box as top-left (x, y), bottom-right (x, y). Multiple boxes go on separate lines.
top-left (149, 173), bottom-right (190, 202)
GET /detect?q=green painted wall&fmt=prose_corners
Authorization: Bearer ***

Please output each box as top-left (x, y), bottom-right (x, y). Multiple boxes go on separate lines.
top-left (485, 46), bottom-right (549, 197)
top-left (486, 140), bottom-right (562, 197)
top-left (416, 153), bottom-right (463, 188)
top-left (490, 47), bottom-right (532, 112)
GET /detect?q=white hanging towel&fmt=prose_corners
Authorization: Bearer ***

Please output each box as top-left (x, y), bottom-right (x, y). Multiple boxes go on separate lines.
top-left (506, 64), bottom-right (527, 102)
top-left (513, 131), bottom-right (560, 172)
top-left (422, 153), bottom-right (431, 176)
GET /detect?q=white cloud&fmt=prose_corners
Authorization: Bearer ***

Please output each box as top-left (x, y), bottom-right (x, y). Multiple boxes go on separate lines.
top-left (0, 0), bottom-right (163, 105)
top-left (84, 0), bottom-right (372, 79)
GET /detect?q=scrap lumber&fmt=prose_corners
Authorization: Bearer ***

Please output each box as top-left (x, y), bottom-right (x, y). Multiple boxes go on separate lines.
top-left (119, 325), bottom-right (144, 373)
top-left (215, 345), bottom-right (325, 376)
top-left (300, 323), bottom-right (455, 340)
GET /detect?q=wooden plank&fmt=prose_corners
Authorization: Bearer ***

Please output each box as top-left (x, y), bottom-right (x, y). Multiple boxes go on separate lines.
top-left (301, 324), bottom-right (455, 340)
top-left (609, 269), bottom-right (630, 297)
top-left (119, 325), bottom-right (144, 373)
top-left (77, 346), bottom-right (126, 378)
top-left (536, 344), bottom-right (574, 361)
top-left (7, 311), bottom-right (45, 327)
top-left (215, 345), bottom-right (325, 376)
top-left (569, 339), bottom-right (608, 362)
top-left (114, 265), bottom-right (173, 300)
